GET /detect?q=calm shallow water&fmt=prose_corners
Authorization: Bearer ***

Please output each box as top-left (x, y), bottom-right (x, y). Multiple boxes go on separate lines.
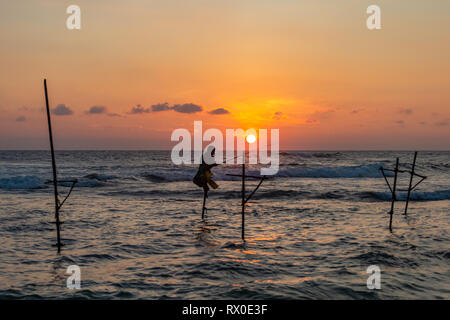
top-left (0, 151), bottom-right (449, 299)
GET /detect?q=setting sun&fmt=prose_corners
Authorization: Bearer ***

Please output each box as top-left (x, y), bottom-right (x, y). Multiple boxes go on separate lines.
top-left (246, 134), bottom-right (257, 144)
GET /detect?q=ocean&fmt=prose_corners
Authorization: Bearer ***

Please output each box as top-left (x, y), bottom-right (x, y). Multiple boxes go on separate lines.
top-left (0, 150), bottom-right (448, 299)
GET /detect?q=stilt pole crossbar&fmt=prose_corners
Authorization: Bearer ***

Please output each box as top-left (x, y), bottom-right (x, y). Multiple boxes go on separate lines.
top-left (380, 152), bottom-right (427, 230)
top-left (245, 177), bottom-right (266, 204)
top-left (226, 171), bottom-right (269, 240)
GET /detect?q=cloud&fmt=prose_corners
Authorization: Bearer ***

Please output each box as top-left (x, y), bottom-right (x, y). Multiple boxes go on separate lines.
top-left (312, 108), bottom-right (336, 118)
top-left (52, 104), bottom-right (73, 116)
top-left (16, 116), bottom-right (26, 122)
top-left (351, 108), bottom-right (364, 114)
top-left (208, 108), bottom-right (230, 115)
top-left (395, 120), bottom-right (405, 125)
top-left (434, 121), bottom-right (449, 126)
top-left (272, 111), bottom-right (284, 120)
top-left (128, 102), bottom-right (203, 115)
top-left (151, 103), bottom-right (171, 112)
top-left (86, 105), bottom-right (107, 114)
top-left (107, 113), bottom-right (122, 117)
top-left (19, 106), bottom-right (33, 112)
top-left (399, 108), bottom-right (413, 115)
top-left (307, 108), bottom-right (337, 122)
top-left (129, 104), bottom-right (150, 114)
top-left (172, 103), bottom-right (203, 114)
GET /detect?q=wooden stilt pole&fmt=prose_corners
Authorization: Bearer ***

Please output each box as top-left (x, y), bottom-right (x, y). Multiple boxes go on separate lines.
top-left (241, 159), bottom-right (245, 240)
top-left (226, 159), bottom-right (269, 241)
top-left (404, 151), bottom-right (417, 216)
top-left (44, 79), bottom-right (62, 252)
top-left (389, 158), bottom-right (399, 232)
top-left (202, 188), bottom-right (207, 219)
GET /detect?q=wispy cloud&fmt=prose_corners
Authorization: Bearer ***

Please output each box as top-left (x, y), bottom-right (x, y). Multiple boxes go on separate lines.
top-left (129, 102), bottom-right (204, 115)
top-left (208, 108), bottom-right (230, 115)
top-left (151, 103), bottom-right (171, 112)
top-left (86, 105), bottom-right (107, 114)
top-left (307, 108), bottom-right (337, 122)
top-left (172, 103), bottom-right (203, 114)
top-left (52, 104), bottom-right (73, 116)
top-left (107, 112), bottom-right (122, 117)
top-left (129, 104), bottom-right (150, 114)
top-left (351, 108), bottom-right (364, 114)
top-left (399, 108), bottom-right (413, 115)
top-left (15, 116), bottom-right (26, 122)
top-left (272, 111), bottom-right (284, 120)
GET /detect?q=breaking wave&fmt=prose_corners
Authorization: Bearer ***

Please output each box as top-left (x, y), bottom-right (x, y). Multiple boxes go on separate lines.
top-left (367, 190), bottom-right (450, 201)
top-left (280, 152), bottom-right (342, 158)
top-left (137, 163), bottom-right (389, 182)
top-left (0, 176), bottom-right (45, 190)
top-left (276, 163), bottom-right (388, 178)
top-left (83, 173), bottom-right (117, 181)
top-left (0, 175), bottom-right (107, 189)
top-left (0, 163), bottom-right (389, 190)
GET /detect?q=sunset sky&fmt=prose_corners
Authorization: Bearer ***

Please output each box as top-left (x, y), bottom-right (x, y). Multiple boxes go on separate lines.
top-left (0, 0), bottom-right (449, 150)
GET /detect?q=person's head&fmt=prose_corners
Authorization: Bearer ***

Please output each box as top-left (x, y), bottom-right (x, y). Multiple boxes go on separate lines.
top-left (203, 146), bottom-right (216, 164)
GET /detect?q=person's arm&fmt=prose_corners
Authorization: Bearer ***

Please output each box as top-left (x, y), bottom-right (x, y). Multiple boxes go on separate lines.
top-left (206, 163), bottom-right (219, 170)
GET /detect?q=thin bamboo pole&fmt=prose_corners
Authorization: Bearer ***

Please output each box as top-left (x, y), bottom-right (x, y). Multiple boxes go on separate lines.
top-left (389, 158), bottom-right (399, 232)
top-left (202, 188), bottom-right (207, 219)
top-left (241, 153), bottom-right (245, 240)
top-left (44, 79), bottom-right (62, 251)
top-left (404, 152), bottom-right (417, 216)
top-left (245, 177), bottom-right (265, 204)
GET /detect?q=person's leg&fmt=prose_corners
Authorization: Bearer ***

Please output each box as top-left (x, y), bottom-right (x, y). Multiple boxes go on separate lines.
top-left (202, 185), bottom-right (209, 219)
top-left (203, 185), bottom-right (209, 197)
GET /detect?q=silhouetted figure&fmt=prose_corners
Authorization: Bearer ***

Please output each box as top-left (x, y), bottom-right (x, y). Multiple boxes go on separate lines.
top-left (193, 147), bottom-right (219, 218)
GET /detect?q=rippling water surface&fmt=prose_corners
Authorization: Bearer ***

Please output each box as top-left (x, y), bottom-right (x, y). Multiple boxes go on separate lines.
top-left (0, 151), bottom-right (448, 299)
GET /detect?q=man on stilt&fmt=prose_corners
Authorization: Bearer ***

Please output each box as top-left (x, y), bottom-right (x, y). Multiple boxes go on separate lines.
top-left (193, 147), bottom-right (219, 219)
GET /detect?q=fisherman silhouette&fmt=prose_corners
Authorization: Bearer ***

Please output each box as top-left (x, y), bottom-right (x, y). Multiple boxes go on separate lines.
top-left (193, 147), bottom-right (219, 196)
top-left (193, 147), bottom-right (219, 219)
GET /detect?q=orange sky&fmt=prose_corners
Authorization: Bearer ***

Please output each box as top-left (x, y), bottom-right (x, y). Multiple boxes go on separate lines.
top-left (0, 0), bottom-right (449, 150)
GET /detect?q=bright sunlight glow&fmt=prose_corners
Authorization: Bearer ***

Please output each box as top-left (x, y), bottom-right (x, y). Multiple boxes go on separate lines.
top-left (246, 134), bottom-right (257, 144)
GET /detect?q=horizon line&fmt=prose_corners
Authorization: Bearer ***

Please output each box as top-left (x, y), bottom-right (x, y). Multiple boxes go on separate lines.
top-left (0, 149), bottom-right (449, 152)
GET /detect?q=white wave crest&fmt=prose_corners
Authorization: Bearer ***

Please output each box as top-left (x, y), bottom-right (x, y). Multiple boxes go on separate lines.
top-left (0, 176), bottom-right (45, 190)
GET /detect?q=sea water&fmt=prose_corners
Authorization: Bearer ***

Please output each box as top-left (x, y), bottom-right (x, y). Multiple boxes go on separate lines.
top-left (0, 150), bottom-right (448, 299)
